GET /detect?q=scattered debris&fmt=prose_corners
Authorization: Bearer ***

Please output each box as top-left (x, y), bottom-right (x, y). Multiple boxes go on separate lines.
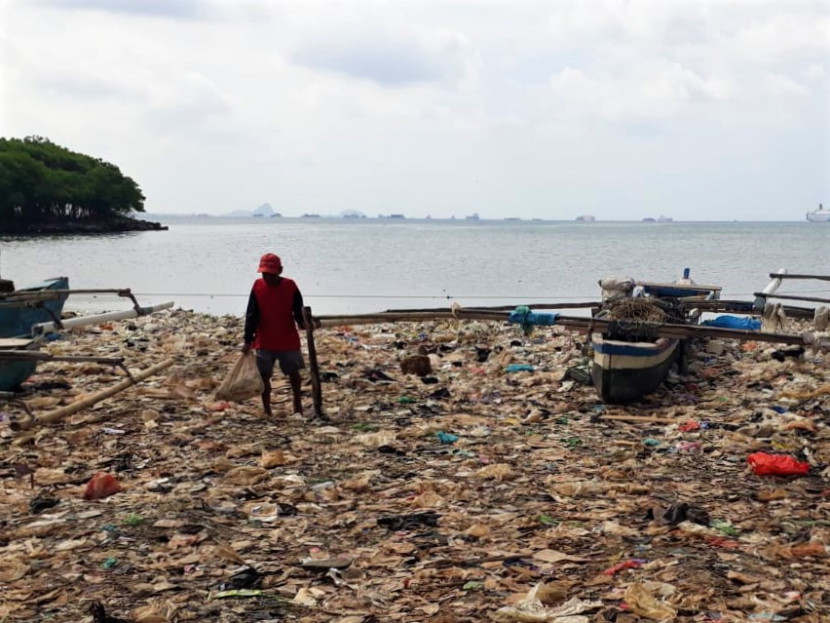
top-left (0, 309), bottom-right (827, 622)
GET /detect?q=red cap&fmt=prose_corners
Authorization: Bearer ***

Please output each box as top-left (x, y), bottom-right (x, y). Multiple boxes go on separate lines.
top-left (258, 253), bottom-right (282, 274)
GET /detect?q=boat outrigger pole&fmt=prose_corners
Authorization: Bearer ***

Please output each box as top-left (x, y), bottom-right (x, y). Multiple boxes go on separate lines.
top-left (310, 308), bottom-right (830, 350)
top-left (31, 301), bottom-right (175, 335)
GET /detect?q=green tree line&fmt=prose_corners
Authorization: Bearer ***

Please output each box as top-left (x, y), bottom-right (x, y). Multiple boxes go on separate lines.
top-left (0, 136), bottom-right (145, 224)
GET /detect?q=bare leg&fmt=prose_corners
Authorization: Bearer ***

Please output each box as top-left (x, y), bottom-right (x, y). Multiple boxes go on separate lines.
top-left (261, 377), bottom-right (273, 417)
top-left (289, 371), bottom-right (303, 415)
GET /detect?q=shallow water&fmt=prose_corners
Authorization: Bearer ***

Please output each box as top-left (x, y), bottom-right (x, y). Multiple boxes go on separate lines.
top-left (1, 218), bottom-right (828, 316)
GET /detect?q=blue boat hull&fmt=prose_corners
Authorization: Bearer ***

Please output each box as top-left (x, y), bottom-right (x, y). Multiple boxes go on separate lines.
top-left (0, 359), bottom-right (38, 392)
top-left (591, 335), bottom-right (681, 403)
top-left (0, 277), bottom-right (69, 390)
top-left (0, 277), bottom-right (69, 338)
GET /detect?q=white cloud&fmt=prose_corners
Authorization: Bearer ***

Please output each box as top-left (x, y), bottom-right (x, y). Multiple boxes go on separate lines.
top-left (550, 61), bottom-right (736, 124)
top-left (1, 0), bottom-right (827, 219)
top-left (292, 26), bottom-right (476, 88)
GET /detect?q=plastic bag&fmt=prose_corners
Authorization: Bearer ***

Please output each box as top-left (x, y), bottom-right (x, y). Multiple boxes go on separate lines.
top-left (216, 351), bottom-right (265, 402)
top-left (83, 472), bottom-right (122, 500)
top-left (702, 315), bottom-right (761, 330)
top-left (747, 452), bottom-right (810, 476)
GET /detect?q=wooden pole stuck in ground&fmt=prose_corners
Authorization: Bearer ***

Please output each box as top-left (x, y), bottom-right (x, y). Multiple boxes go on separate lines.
top-left (303, 306), bottom-right (324, 419)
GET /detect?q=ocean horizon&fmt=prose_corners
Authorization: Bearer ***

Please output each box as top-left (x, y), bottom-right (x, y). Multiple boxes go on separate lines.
top-left (2, 218), bottom-right (828, 318)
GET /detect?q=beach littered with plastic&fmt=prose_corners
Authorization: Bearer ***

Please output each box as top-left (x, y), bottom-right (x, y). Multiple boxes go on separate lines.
top-left (1, 309), bottom-right (828, 622)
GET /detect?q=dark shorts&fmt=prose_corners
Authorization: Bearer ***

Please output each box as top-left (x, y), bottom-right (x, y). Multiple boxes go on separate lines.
top-left (256, 349), bottom-right (304, 378)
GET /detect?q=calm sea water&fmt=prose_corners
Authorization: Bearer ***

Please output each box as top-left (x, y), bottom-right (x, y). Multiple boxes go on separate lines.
top-left (1, 218), bottom-right (828, 317)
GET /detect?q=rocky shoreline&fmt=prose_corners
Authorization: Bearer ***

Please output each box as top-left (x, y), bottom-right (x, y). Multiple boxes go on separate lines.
top-left (0, 310), bottom-right (827, 622)
top-left (0, 216), bottom-right (167, 236)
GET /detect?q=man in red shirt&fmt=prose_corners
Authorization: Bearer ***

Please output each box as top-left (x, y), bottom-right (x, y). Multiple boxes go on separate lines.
top-left (243, 253), bottom-right (306, 417)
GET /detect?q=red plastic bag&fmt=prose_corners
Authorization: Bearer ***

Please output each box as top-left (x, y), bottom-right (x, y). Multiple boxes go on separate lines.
top-left (747, 453), bottom-right (809, 476)
top-left (83, 472), bottom-right (122, 500)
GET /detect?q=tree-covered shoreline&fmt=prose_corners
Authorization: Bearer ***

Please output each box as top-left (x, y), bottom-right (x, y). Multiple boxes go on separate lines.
top-left (0, 136), bottom-right (166, 234)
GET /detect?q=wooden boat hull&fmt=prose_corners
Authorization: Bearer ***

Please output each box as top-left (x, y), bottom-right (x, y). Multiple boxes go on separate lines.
top-left (591, 334), bottom-right (680, 403)
top-left (637, 282), bottom-right (721, 301)
top-left (0, 338), bottom-right (39, 392)
top-left (0, 277), bottom-right (69, 338)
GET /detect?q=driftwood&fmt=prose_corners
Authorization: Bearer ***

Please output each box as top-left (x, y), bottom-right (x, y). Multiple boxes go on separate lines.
top-left (14, 358), bottom-right (175, 430)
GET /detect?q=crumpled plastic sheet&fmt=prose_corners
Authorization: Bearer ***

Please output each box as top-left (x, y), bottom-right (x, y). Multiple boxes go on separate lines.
top-left (491, 585), bottom-right (602, 622)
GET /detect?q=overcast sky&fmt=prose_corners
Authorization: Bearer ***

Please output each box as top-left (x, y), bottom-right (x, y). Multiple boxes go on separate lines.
top-left (2, 0), bottom-right (828, 220)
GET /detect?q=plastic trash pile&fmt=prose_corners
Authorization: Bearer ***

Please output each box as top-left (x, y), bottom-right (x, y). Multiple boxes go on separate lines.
top-left (0, 309), bottom-right (827, 622)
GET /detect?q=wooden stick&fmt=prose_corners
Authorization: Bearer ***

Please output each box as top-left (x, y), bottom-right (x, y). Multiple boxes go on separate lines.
top-left (302, 307), bottom-right (324, 419)
top-left (753, 292), bottom-right (830, 305)
top-left (0, 351), bottom-right (125, 365)
top-left (769, 273), bottom-right (830, 282)
top-left (31, 358), bottom-right (175, 426)
top-left (0, 288), bottom-right (133, 301)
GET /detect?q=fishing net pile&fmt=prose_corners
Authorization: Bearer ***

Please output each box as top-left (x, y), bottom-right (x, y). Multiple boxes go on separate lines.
top-left (597, 297), bottom-right (686, 341)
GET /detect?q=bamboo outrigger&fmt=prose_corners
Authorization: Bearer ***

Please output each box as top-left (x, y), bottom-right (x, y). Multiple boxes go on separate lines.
top-left (307, 269), bottom-right (829, 406)
top-left (0, 272), bottom-right (176, 429)
top-left (312, 307), bottom-right (826, 347)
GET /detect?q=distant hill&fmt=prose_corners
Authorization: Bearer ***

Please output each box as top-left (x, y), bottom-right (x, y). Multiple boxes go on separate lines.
top-left (227, 203), bottom-right (279, 218)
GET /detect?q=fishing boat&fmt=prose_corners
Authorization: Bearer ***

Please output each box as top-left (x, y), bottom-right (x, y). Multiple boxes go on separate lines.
top-left (0, 277), bottom-right (70, 338)
top-left (0, 338), bottom-right (42, 392)
top-left (635, 268), bottom-right (721, 302)
top-left (0, 276), bottom-right (173, 391)
top-left (806, 203), bottom-right (830, 222)
top-left (591, 269), bottom-right (719, 403)
top-left (591, 330), bottom-right (681, 404)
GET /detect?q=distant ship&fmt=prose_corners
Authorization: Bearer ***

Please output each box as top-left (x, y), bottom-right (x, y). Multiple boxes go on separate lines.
top-left (807, 203), bottom-right (830, 222)
top-left (301, 213), bottom-right (321, 218)
top-left (575, 215), bottom-right (596, 222)
top-left (657, 215), bottom-right (673, 223)
top-left (465, 213), bottom-right (480, 220)
top-left (642, 217), bottom-right (656, 223)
